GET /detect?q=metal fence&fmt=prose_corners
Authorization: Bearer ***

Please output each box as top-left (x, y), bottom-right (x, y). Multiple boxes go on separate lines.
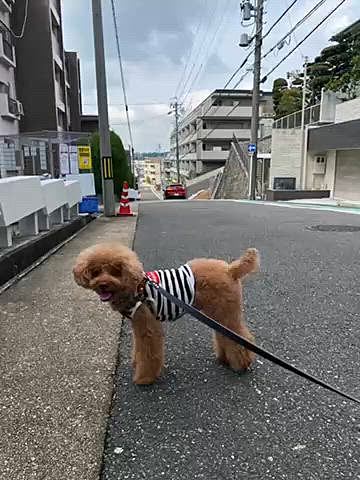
top-left (273, 104), bottom-right (321, 129)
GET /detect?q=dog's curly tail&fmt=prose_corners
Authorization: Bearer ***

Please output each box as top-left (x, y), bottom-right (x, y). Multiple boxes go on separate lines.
top-left (229, 248), bottom-right (260, 280)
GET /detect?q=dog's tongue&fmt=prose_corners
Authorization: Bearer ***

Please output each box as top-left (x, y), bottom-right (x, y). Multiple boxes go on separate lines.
top-left (99, 292), bottom-right (113, 302)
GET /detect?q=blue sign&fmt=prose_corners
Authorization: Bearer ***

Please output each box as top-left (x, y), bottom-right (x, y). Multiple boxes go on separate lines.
top-left (248, 143), bottom-right (256, 154)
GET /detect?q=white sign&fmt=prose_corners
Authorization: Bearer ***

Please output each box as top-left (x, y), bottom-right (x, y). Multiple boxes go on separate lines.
top-left (69, 145), bottom-right (79, 174)
top-left (39, 142), bottom-right (47, 170)
top-left (60, 143), bottom-right (70, 175)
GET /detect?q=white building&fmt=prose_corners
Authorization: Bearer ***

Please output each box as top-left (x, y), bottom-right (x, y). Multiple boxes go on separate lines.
top-left (170, 89), bottom-right (273, 179)
top-left (144, 157), bottom-right (162, 186)
top-left (269, 91), bottom-right (360, 202)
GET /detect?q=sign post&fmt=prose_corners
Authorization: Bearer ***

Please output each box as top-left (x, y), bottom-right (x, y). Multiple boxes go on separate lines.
top-left (247, 143), bottom-right (257, 199)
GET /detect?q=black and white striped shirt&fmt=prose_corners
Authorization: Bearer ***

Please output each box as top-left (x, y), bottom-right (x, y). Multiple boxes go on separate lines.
top-left (145, 265), bottom-right (195, 321)
top-left (132, 264), bottom-right (195, 321)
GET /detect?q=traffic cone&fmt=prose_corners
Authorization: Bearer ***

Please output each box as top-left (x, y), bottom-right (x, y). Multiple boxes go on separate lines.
top-left (117, 181), bottom-right (134, 216)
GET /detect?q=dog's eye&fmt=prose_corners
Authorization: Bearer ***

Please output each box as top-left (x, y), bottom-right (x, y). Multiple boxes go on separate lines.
top-left (109, 264), bottom-right (122, 275)
top-left (91, 267), bottom-right (101, 277)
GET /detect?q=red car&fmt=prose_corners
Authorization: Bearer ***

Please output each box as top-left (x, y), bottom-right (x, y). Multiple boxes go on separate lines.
top-left (163, 183), bottom-right (187, 200)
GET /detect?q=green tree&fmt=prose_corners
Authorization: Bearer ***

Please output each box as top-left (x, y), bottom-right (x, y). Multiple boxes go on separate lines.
top-left (90, 131), bottom-right (133, 198)
top-left (272, 78), bottom-right (288, 118)
top-left (277, 88), bottom-right (302, 118)
top-left (308, 20), bottom-right (360, 101)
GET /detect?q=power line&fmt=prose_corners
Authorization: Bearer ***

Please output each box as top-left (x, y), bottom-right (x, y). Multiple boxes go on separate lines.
top-left (224, 0), bottom-right (300, 89)
top-left (174, 3), bottom-right (206, 98)
top-left (176, 0), bottom-right (323, 160)
top-left (181, 0), bottom-right (232, 106)
top-left (111, 112), bottom-right (169, 126)
top-left (261, 0), bottom-right (328, 64)
top-left (110, 0), bottom-right (134, 164)
top-left (0, 0), bottom-right (29, 39)
top-left (177, 0), bottom-right (222, 101)
top-left (198, 0), bottom-right (344, 152)
top-left (261, 0), bottom-right (347, 83)
top-left (229, 0), bottom-right (328, 90)
top-left (174, 0), bottom-right (337, 164)
top-left (12, 0), bottom-right (29, 38)
top-left (83, 102), bottom-right (169, 106)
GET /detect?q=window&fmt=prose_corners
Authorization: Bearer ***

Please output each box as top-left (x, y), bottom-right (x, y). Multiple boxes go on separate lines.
top-left (203, 121), bottom-right (207, 129)
top-left (0, 25), bottom-right (13, 61)
top-left (57, 108), bottom-right (67, 129)
top-left (0, 81), bottom-right (9, 95)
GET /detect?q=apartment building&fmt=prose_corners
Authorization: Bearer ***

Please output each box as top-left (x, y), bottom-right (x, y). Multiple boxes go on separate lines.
top-left (65, 51), bottom-right (82, 131)
top-left (144, 157), bottom-right (161, 186)
top-left (0, 0), bottom-right (22, 177)
top-left (13, 0), bottom-right (70, 132)
top-left (170, 89), bottom-right (273, 179)
top-left (162, 155), bottom-right (173, 184)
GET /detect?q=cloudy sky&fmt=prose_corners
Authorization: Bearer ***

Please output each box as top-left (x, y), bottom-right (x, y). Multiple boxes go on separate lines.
top-left (62, 0), bottom-right (358, 152)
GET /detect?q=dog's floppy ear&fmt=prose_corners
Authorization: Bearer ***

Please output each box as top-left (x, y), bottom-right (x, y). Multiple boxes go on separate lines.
top-left (109, 249), bottom-right (144, 285)
top-left (73, 259), bottom-right (91, 287)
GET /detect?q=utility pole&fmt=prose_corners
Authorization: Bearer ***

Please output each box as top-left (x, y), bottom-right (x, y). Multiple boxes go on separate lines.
top-left (92, 0), bottom-right (115, 216)
top-left (169, 99), bottom-right (181, 183)
top-left (249, 0), bottom-right (264, 200)
top-left (175, 101), bottom-right (180, 183)
top-left (300, 56), bottom-right (309, 189)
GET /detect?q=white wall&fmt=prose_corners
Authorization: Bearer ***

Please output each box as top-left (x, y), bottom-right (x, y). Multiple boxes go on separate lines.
top-left (335, 97), bottom-right (360, 123)
top-left (269, 129), bottom-right (302, 188)
top-left (305, 150), bottom-right (336, 194)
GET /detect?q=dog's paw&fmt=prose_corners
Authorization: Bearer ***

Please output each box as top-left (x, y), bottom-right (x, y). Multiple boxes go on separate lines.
top-left (133, 375), bottom-right (157, 385)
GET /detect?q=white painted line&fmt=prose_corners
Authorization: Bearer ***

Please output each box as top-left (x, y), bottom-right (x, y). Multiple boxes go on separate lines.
top-left (150, 187), bottom-right (163, 200)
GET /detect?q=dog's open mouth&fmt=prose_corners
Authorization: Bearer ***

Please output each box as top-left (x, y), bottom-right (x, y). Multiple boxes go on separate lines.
top-left (98, 291), bottom-right (113, 302)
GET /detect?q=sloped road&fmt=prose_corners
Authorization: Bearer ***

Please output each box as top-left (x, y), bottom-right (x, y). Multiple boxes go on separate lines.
top-left (102, 201), bottom-right (360, 480)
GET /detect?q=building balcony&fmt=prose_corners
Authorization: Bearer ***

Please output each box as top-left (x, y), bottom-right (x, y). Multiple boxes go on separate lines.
top-left (178, 152), bottom-right (196, 161)
top-left (0, 29), bottom-right (16, 68)
top-left (201, 150), bottom-right (229, 161)
top-left (204, 105), bottom-right (253, 118)
top-left (0, 93), bottom-right (23, 120)
top-left (199, 128), bottom-right (251, 140)
top-left (179, 130), bottom-right (197, 143)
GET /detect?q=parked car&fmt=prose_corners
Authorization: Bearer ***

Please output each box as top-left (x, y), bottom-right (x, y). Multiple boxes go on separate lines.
top-left (163, 183), bottom-right (187, 200)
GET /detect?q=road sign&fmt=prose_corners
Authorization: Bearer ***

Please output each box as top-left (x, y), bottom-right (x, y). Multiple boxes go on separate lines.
top-left (248, 143), bottom-right (256, 154)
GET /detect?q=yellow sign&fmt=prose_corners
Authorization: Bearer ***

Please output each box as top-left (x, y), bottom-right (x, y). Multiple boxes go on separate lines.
top-left (78, 146), bottom-right (92, 170)
top-left (102, 156), bottom-right (113, 179)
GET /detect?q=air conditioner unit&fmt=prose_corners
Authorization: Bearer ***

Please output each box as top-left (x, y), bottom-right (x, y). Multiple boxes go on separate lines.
top-left (313, 155), bottom-right (326, 174)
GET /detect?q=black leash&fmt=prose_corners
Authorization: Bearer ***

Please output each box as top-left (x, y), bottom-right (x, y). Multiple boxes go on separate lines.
top-left (147, 278), bottom-right (360, 405)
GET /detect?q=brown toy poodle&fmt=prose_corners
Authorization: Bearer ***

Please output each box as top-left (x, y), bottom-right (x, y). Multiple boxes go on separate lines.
top-left (73, 243), bottom-right (259, 385)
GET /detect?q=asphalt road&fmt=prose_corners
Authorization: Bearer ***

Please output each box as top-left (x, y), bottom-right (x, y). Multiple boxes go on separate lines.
top-left (140, 186), bottom-right (162, 201)
top-left (102, 201), bottom-right (360, 480)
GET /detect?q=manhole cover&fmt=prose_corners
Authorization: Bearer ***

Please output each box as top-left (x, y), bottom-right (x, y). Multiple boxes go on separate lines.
top-left (306, 225), bottom-right (360, 232)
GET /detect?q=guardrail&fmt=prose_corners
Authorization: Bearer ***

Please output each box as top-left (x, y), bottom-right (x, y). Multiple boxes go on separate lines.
top-left (0, 176), bottom-right (82, 248)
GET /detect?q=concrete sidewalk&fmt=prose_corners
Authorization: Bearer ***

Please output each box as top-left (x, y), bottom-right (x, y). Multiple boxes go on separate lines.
top-left (0, 212), bottom-right (137, 479)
